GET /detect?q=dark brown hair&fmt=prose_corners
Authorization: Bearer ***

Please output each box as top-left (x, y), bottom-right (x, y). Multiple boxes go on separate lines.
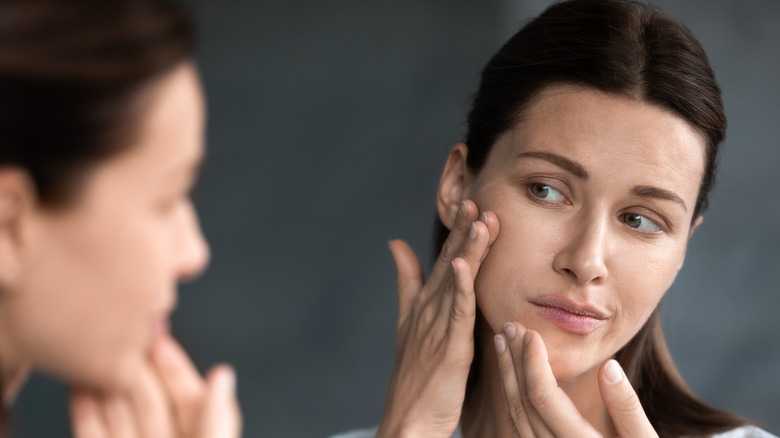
top-left (0, 0), bottom-right (194, 209)
top-left (0, 0), bottom-right (193, 433)
top-left (434, 0), bottom-right (748, 435)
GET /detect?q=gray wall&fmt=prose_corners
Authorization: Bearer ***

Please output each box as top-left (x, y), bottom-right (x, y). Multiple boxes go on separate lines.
top-left (12, 1), bottom-right (779, 437)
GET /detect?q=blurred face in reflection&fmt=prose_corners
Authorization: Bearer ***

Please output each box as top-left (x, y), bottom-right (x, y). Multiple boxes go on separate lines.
top-left (2, 63), bottom-right (209, 391)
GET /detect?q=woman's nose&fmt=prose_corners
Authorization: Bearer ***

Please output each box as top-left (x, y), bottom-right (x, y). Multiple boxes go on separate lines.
top-left (176, 202), bottom-right (210, 282)
top-left (552, 214), bottom-right (609, 286)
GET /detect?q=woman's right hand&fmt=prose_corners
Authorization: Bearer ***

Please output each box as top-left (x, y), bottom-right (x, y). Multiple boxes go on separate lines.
top-left (376, 200), bottom-right (499, 438)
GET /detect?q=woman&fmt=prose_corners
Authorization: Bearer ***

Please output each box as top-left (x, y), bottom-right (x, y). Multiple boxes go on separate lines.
top-left (337, 0), bottom-right (775, 437)
top-left (0, 0), bottom-right (240, 436)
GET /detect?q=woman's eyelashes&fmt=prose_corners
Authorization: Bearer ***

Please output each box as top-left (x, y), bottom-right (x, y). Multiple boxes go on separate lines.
top-left (523, 178), bottom-right (672, 235)
top-left (527, 180), bottom-right (570, 205)
top-left (620, 213), bottom-right (662, 233)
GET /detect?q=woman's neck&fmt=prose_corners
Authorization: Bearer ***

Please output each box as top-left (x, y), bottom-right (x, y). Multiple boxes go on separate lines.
top-left (461, 317), bottom-right (616, 438)
top-left (0, 322), bottom-right (30, 406)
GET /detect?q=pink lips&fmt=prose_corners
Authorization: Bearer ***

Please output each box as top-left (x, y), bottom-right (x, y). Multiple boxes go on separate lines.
top-left (530, 296), bottom-right (607, 335)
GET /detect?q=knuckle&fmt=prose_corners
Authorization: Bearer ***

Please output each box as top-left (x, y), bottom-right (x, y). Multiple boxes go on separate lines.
top-left (418, 298), bottom-right (440, 326)
top-left (526, 385), bottom-right (552, 409)
top-left (510, 403), bottom-right (529, 424)
top-left (439, 238), bottom-right (458, 261)
top-left (612, 391), bottom-right (644, 415)
top-left (450, 299), bottom-right (474, 320)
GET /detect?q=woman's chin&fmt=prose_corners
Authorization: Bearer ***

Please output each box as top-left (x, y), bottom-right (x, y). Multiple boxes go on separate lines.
top-left (548, 352), bottom-right (611, 386)
top-left (543, 337), bottom-right (605, 382)
top-left (54, 351), bottom-right (147, 395)
top-left (104, 355), bottom-right (146, 394)
top-left (549, 360), bottom-right (592, 381)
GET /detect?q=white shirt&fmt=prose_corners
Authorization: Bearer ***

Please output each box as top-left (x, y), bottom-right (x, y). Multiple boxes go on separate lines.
top-left (330, 425), bottom-right (776, 438)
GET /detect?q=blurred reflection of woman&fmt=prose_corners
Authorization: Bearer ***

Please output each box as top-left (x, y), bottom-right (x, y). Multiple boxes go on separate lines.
top-left (0, 0), bottom-right (240, 436)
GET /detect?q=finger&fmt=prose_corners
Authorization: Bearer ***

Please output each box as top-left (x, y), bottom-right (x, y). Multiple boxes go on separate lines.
top-left (448, 257), bottom-right (477, 341)
top-left (416, 209), bottom-right (487, 335)
top-left (429, 200), bottom-right (479, 285)
top-left (151, 333), bottom-right (207, 435)
top-left (198, 365), bottom-right (242, 438)
top-left (522, 330), bottom-right (596, 437)
top-left (493, 331), bottom-right (535, 438)
top-left (70, 390), bottom-right (109, 438)
top-left (102, 395), bottom-right (140, 438)
top-left (454, 219), bottom-right (491, 281)
top-left (388, 239), bottom-right (424, 324)
top-left (479, 210), bottom-right (501, 248)
top-left (505, 322), bottom-right (551, 436)
top-left (599, 359), bottom-right (658, 438)
top-left (128, 361), bottom-right (176, 438)
top-left (429, 218), bottom-right (490, 324)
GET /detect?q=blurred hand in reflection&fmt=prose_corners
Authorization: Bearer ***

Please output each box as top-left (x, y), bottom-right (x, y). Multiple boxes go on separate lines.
top-left (70, 333), bottom-right (241, 438)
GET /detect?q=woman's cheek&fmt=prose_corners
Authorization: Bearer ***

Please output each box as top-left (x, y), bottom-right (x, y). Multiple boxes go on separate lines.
top-left (473, 203), bottom-right (554, 333)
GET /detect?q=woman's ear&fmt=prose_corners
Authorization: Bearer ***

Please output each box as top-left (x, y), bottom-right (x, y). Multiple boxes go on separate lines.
top-left (437, 143), bottom-right (472, 230)
top-left (0, 168), bottom-right (34, 290)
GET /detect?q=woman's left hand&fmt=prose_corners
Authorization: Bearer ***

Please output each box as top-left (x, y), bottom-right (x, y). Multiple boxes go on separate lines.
top-left (494, 322), bottom-right (657, 437)
top-left (68, 333), bottom-right (242, 438)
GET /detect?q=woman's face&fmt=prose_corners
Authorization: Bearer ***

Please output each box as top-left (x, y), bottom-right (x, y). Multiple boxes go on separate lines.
top-left (441, 85), bottom-right (705, 380)
top-left (3, 63), bottom-right (209, 391)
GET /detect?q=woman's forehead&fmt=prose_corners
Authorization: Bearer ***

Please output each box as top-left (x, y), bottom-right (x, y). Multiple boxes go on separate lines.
top-left (488, 86), bottom-right (706, 199)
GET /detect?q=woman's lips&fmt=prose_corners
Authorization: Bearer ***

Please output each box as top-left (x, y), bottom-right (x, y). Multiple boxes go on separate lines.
top-left (530, 296), bottom-right (607, 335)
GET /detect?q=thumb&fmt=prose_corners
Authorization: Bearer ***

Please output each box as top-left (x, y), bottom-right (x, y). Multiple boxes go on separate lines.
top-left (388, 239), bottom-right (424, 323)
top-left (598, 359), bottom-right (658, 438)
top-left (198, 365), bottom-right (242, 438)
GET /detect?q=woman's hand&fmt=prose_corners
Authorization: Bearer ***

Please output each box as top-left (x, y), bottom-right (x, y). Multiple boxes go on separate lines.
top-left (69, 333), bottom-right (242, 438)
top-left (494, 322), bottom-right (657, 437)
top-left (377, 200), bottom-right (500, 438)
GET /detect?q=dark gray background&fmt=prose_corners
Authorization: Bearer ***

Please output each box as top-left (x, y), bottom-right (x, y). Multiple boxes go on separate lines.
top-left (12, 1), bottom-right (779, 437)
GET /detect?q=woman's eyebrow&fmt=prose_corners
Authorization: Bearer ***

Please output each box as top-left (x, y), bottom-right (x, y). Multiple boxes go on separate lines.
top-left (516, 151), bottom-right (688, 212)
top-left (516, 151), bottom-right (589, 179)
top-left (632, 185), bottom-right (688, 212)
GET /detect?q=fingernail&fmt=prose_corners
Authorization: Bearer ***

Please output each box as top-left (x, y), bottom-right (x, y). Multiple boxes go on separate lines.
top-left (459, 201), bottom-right (468, 217)
top-left (451, 259), bottom-right (459, 275)
top-left (523, 330), bottom-right (532, 346)
top-left (469, 222), bottom-right (478, 240)
top-left (605, 359), bottom-right (623, 384)
top-left (217, 366), bottom-right (236, 393)
top-left (503, 322), bottom-right (516, 340)
top-left (480, 212), bottom-right (488, 223)
top-left (494, 334), bottom-right (506, 354)
top-left (151, 336), bottom-right (174, 366)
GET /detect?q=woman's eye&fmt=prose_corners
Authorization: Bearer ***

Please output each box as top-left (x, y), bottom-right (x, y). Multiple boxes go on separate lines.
top-left (529, 183), bottom-right (566, 202)
top-left (621, 213), bottom-right (662, 232)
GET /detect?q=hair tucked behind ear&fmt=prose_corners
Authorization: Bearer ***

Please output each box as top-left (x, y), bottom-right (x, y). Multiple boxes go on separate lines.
top-left (0, 0), bottom-right (193, 432)
top-left (433, 0), bottom-right (748, 435)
